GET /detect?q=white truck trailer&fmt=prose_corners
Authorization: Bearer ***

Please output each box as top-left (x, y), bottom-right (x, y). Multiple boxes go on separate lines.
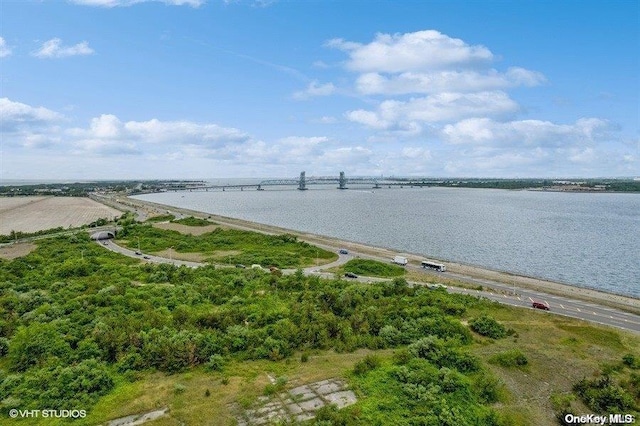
top-left (392, 256), bottom-right (408, 266)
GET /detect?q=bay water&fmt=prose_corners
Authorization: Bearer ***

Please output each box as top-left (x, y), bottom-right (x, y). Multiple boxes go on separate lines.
top-left (134, 186), bottom-right (640, 298)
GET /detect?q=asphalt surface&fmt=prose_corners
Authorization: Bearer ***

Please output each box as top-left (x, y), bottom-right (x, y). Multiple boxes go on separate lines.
top-left (97, 237), bottom-right (640, 335)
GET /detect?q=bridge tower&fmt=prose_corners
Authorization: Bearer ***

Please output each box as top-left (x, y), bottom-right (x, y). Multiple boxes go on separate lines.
top-left (298, 171), bottom-right (307, 190)
top-left (338, 171), bottom-right (348, 189)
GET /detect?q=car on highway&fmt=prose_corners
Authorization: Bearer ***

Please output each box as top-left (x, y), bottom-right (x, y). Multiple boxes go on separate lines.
top-left (143, 255), bottom-right (150, 260)
top-left (339, 249), bottom-right (349, 255)
top-left (532, 301), bottom-right (550, 310)
top-left (344, 272), bottom-right (358, 278)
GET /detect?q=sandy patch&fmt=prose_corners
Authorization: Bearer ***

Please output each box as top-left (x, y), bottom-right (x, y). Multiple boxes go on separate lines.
top-left (0, 242), bottom-right (37, 259)
top-left (153, 222), bottom-right (220, 236)
top-left (0, 197), bottom-right (122, 235)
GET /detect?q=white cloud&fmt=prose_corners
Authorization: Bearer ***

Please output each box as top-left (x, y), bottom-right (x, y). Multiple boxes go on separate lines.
top-left (327, 30), bottom-right (494, 73)
top-left (355, 67), bottom-right (545, 95)
top-left (70, 0), bottom-right (204, 7)
top-left (347, 91), bottom-right (519, 131)
top-left (67, 114), bottom-right (251, 155)
top-left (293, 81), bottom-right (336, 100)
top-left (0, 37), bottom-right (11, 58)
top-left (0, 98), bottom-right (63, 131)
top-left (32, 38), bottom-right (94, 58)
top-left (441, 117), bottom-right (611, 146)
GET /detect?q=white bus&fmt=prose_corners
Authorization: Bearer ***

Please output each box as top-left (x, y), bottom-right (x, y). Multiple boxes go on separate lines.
top-left (421, 261), bottom-right (446, 272)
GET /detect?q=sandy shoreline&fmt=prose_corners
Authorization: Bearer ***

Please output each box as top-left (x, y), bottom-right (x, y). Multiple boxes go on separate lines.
top-left (116, 195), bottom-right (640, 315)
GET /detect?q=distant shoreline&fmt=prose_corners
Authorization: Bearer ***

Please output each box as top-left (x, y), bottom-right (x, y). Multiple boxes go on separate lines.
top-left (112, 194), bottom-right (640, 315)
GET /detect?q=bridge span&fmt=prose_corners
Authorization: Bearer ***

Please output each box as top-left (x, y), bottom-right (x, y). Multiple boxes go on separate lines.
top-left (175, 172), bottom-right (441, 192)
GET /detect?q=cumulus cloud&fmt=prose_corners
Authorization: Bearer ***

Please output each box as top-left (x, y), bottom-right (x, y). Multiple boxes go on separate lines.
top-left (441, 117), bottom-right (611, 146)
top-left (293, 81), bottom-right (336, 100)
top-left (327, 30), bottom-right (493, 73)
top-left (0, 37), bottom-right (11, 58)
top-left (355, 67), bottom-right (546, 95)
top-left (346, 91), bottom-right (519, 131)
top-left (0, 98), bottom-right (64, 132)
top-left (68, 114), bottom-right (251, 156)
top-left (32, 38), bottom-right (94, 58)
top-left (70, 0), bottom-right (204, 7)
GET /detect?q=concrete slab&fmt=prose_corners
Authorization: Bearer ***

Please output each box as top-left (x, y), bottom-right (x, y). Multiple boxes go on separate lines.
top-left (315, 382), bottom-right (342, 395)
top-left (299, 397), bottom-right (324, 411)
top-left (324, 390), bottom-right (358, 408)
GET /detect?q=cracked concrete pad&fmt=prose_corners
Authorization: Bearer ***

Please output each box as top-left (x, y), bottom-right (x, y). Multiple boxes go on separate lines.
top-left (324, 390), bottom-right (357, 408)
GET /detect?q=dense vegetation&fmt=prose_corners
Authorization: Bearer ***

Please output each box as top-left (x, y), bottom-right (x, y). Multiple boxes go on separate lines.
top-left (0, 226), bottom-right (514, 423)
top-left (1, 222), bottom-right (637, 424)
top-left (342, 259), bottom-right (406, 278)
top-left (117, 224), bottom-right (335, 268)
top-left (171, 216), bottom-right (215, 227)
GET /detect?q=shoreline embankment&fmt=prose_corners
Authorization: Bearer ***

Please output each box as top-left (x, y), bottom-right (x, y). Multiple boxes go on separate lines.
top-left (108, 194), bottom-right (640, 315)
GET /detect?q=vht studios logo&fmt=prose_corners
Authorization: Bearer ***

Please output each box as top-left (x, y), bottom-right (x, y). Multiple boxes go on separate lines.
top-left (564, 413), bottom-right (636, 424)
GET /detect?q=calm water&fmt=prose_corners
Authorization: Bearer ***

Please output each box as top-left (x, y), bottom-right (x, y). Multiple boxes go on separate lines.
top-left (134, 186), bottom-right (640, 297)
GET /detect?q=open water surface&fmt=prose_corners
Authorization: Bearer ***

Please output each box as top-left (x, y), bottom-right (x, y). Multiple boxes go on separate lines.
top-left (134, 186), bottom-right (640, 297)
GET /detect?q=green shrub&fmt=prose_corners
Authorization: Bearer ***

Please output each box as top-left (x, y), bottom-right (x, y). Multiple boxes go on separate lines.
top-left (573, 375), bottom-right (636, 412)
top-left (353, 354), bottom-right (381, 375)
top-left (343, 259), bottom-right (406, 278)
top-left (622, 353), bottom-right (639, 369)
top-left (489, 349), bottom-right (529, 368)
top-left (469, 315), bottom-right (507, 339)
top-left (172, 216), bottom-right (213, 227)
top-left (206, 354), bottom-right (226, 371)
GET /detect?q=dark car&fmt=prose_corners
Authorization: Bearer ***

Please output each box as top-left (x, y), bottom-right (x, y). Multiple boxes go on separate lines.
top-left (143, 255), bottom-right (150, 260)
top-left (344, 272), bottom-right (358, 279)
top-left (235, 264), bottom-right (246, 269)
top-left (135, 251), bottom-right (141, 255)
top-left (532, 301), bottom-right (550, 310)
top-left (339, 249), bottom-right (349, 255)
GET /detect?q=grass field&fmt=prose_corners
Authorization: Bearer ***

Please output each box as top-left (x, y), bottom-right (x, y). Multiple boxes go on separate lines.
top-left (0, 196), bottom-right (121, 234)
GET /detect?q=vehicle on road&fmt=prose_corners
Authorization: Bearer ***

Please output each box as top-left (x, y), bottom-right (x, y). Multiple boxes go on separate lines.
top-left (143, 255), bottom-right (150, 259)
top-left (532, 301), bottom-right (550, 310)
top-left (344, 272), bottom-right (358, 278)
top-left (135, 251), bottom-right (141, 255)
top-left (339, 249), bottom-right (349, 255)
top-left (235, 264), bottom-right (246, 269)
top-left (392, 255), bottom-right (408, 266)
top-left (421, 260), bottom-right (446, 272)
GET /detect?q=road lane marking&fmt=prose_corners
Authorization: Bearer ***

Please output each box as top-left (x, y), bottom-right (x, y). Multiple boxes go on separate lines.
top-left (560, 304), bottom-right (565, 309)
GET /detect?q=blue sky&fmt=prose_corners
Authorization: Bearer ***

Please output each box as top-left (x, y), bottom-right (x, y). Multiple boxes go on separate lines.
top-left (1, 0), bottom-right (638, 180)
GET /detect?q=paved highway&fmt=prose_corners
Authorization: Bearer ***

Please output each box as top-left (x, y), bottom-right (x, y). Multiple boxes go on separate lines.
top-left (96, 238), bottom-right (640, 335)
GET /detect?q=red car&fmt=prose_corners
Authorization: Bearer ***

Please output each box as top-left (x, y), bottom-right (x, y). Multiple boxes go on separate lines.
top-left (532, 301), bottom-right (550, 310)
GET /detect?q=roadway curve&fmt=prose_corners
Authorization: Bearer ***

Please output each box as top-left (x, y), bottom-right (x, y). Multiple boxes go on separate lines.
top-left (96, 237), bottom-right (640, 335)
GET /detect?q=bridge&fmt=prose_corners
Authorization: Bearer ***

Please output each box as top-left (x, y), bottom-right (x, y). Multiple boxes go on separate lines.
top-left (175, 172), bottom-right (442, 192)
